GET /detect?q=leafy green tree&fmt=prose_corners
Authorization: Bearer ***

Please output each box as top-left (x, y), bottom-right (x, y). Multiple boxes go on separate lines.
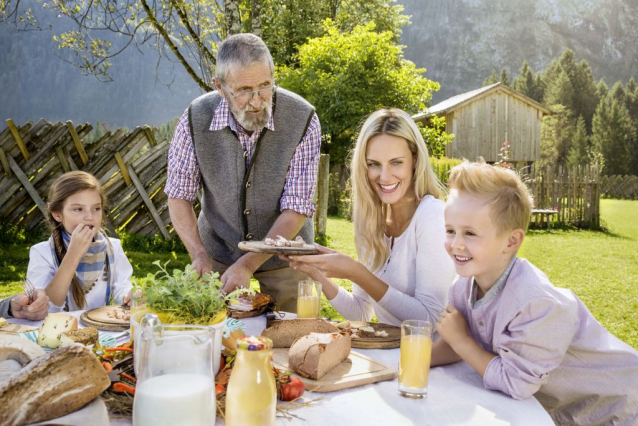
top-left (540, 104), bottom-right (574, 170)
top-left (513, 61), bottom-right (535, 97)
top-left (544, 69), bottom-right (574, 111)
top-left (596, 79), bottom-right (609, 100)
top-left (417, 116), bottom-right (454, 159)
top-left (2, 0), bottom-right (408, 91)
top-left (567, 115), bottom-right (590, 169)
top-left (277, 21), bottom-right (439, 164)
top-left (591, 95), bottom-right (635, 175)
top-left (610, 81), bottom-right (627, 104)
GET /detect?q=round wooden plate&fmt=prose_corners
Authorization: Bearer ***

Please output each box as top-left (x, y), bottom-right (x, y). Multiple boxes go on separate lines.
top-left (80, 305), bottom-right (130, 331)
top-left (349, 322), bottom-right (401, 349)
top-left (238, 241), bottom-right (320, 255)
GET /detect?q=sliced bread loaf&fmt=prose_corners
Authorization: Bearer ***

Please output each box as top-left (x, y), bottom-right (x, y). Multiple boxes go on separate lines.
top-left (288, 332), bottom-right (351, 380)
top-left (261, 319), bottom-right (339, 348)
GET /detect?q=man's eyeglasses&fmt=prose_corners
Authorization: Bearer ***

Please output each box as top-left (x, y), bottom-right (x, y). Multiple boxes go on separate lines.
top-left (222, 83), bottom-right (277, 103)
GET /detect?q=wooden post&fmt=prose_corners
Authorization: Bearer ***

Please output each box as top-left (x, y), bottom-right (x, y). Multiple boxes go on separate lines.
top-left (127, 165), bottom-right (171, 240)
top-left (314, 154), bottom-right (330, 241)
top-left (6, 154), bottom-right (47, 216)
top-left (66, 121), bottom-right (89, 165)
top-left (6, 119), bottom-right (30, 161)
top-left (0, 148), bottom-right (11, 177)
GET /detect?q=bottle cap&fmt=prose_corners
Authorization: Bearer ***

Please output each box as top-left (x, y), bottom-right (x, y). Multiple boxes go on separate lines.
top-left (236, 335), bottom-right (273, 351)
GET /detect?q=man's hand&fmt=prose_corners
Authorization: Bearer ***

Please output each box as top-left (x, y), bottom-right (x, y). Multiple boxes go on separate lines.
top-left (437, 305), bottom-right (469, 344)
top-left (221, 261), bottom-right (253, 293)
top-left (11, 289), bottom-right (49, 320)
top-left (192, 252), bottom-right (214, 277)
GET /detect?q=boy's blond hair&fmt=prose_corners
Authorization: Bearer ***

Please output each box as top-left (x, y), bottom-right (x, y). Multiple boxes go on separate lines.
top-left (448, 160), bottom-right (534, 233)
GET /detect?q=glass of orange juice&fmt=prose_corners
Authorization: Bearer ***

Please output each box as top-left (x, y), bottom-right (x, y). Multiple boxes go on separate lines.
top-left (399, 319), bottom-right (433, 398)
top-left (297, 280), bottom-right (322, 318)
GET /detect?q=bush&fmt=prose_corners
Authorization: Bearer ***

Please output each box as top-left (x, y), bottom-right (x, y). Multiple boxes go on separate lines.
top-left (429, 157), bottom-right (463, 184)
top-left (328, 173), bottom-right (353, 220)
top-left (120, 233), bottom-right (187, 254)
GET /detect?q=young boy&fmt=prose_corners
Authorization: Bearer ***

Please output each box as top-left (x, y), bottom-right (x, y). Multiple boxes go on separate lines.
top-left (432, 160), bottom-right (638, 426)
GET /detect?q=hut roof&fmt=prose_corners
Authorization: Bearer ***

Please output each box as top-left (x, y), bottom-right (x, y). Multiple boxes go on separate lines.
top-left (413, 82), bottom-right (551, 120)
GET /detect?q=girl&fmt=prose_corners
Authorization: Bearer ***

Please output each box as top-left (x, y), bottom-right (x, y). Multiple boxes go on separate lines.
top-left (286, 108), bottom-right (456, 326)
top-left (27, 171), bottom-right (132, 312)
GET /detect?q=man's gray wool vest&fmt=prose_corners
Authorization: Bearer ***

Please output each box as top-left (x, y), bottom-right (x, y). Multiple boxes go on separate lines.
top-left (189, 88), bottom-right (316, 271)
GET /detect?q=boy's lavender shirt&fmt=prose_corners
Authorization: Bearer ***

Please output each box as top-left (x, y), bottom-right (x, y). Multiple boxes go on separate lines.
top-left (448, 257), bottom-right (638, 426)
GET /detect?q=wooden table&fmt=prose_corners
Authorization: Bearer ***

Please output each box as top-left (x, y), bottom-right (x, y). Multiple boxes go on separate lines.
top-left (8, 314), bottom-right (554, 426)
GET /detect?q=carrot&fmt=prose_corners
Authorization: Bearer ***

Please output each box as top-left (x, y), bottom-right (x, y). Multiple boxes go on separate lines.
top-left (113, 382), bottom-right (136, 394)
top-left (102, 362), bottom-right (113, 372)
top-left (120, 372), bottom-right (137, 383)
top-left (104, 347), bottom-right (134, 353)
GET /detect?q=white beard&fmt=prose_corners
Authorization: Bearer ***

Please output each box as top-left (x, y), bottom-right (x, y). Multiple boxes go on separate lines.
top-left (229, 98), bottom-right (272, 131)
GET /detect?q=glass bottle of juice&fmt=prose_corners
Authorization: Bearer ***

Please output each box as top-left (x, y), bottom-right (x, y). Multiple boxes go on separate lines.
top-left (225, 336), bottom-right (277, 426)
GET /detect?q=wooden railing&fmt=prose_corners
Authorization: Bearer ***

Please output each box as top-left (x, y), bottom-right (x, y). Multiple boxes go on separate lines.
top-left (599, 175), bottom-right (638, 199)
top-left (527, 165), bottom-right (600, 228)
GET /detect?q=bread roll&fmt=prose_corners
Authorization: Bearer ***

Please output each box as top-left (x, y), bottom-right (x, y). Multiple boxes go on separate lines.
top-left (60, 327), bottom-right (99, 346)
top-left (0, 344), bottom-right (110, 426)
top-left (288, 332), bottom-right (351, 380)
top-left (261, 319), bottom-right (339, 348)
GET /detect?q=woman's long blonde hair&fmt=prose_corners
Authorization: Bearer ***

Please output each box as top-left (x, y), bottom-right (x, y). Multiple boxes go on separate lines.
top-left (351, 108), bottom-right (447, 273)
top-left (46, 171), bottom-right (106, 309)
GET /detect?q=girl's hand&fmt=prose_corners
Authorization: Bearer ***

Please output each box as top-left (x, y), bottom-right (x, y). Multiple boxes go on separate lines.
top-left (66, 224), bottom-right (94, 260)
top-left (285, 244), bottom-right (363, 281)
top-left (437, 305), bottom-right (470, 344)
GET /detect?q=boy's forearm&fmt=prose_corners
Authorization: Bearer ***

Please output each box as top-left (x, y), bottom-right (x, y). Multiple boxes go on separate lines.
top-left (431, 338), bottom-right (462, 366)
top-left (448, 335), bottom-right (496, 376)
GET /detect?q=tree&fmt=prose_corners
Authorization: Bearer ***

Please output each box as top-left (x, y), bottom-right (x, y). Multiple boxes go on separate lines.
top-left (591, 95), bottom-right (635, 175)
top-left (544, 69), bottom-right (574, 111)
top-left (2, 0), bottom-right (408, 91)
top-left (483, 69), bottom-right (499, 86)
top-left (596, 79), bottom-right (609, 100)
top-left (277, 21), bottom-right (439, 164)
top-left (567, 115), bottom-right (590, 169)
top-left (513, 61), bottom-right (535, 98)
top-left (500, 68), bottom-right (510, 87)
top-left (540, 104), bottom-right (574, 170)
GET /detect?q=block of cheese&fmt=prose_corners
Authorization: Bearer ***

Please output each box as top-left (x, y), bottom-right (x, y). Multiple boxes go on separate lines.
top-left (288, 332), bottom-right (351, 380)
top-left (0, 317), bottom-right (7, 327)
top-left (261, 319), bottom-right (339, 348)
top-left (37, 314), bottom-right (78, 349)
top-left (60, 327), bottom-right (98, 347)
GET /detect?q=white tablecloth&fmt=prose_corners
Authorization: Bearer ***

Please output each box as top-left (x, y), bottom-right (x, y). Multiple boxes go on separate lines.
top-left (8, 313), bottom-right (554, 426)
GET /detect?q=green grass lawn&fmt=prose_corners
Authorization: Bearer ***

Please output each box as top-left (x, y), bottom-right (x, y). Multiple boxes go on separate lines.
top-left (1, 199), bottom-right (636, 349)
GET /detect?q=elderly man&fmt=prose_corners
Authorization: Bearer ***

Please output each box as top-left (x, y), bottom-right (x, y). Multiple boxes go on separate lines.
top-left (0, 290), bottom-right (49, 321)
top-left (166, 33), bottom-right (321, 312)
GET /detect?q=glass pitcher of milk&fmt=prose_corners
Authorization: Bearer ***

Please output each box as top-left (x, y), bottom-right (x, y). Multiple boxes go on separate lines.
top-left (133, 314), bottom-right (216, 426)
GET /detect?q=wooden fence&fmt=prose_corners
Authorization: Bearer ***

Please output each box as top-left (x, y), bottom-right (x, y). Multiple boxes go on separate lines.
top-left (527, 165), bottom-right (600, 228)
top-left (0, 119), bottom-right (329, 241)
top-left (599, 175), bottom-right (638, 199)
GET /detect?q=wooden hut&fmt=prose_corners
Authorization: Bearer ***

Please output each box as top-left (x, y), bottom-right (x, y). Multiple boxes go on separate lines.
top-left (413, 83), bottom-right (551, 163)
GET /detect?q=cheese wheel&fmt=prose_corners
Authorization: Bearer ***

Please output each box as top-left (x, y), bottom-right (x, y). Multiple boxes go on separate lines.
top-left (38, 314), bottom-right (78, 349)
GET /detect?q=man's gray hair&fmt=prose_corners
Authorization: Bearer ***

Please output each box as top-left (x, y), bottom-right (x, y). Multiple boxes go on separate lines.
top-left (216, 33), bottom-right (274, 83)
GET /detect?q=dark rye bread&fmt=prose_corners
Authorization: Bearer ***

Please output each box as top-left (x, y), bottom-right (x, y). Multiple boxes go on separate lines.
top-left (261, 319), bottom-right (339, 348)
top-left (288, 332), bottom-right (352, 380)
top-left (0, 344), bottom-right (110, 426)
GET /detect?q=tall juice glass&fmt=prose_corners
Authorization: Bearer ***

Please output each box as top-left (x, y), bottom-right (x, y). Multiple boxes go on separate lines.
top-left (399, 320), bottom-right (433, 398)
top-left (297, 280), bottom-right (321, 318)
top-left (225, 336), bottom-right (277, 426)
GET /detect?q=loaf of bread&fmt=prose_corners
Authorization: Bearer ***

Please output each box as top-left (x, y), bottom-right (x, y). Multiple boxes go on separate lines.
top-left (288, 332), bottom-right (351, 380)
top-left (261, 319), bottom-right (339, 348)
top-left (0, 344), bottom-right (110, 426)
top-left (0, 335), bottom-right (46, 366)
top-left (60, 327), bottom-right (99, 346)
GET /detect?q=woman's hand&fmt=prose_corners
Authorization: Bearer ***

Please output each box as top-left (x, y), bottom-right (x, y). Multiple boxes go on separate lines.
top-left (285, 244), bottom-right (364, 281)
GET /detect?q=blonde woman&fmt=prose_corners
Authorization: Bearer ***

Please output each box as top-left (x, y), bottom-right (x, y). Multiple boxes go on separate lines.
top-left (286, 108), bottom-right (456, 326)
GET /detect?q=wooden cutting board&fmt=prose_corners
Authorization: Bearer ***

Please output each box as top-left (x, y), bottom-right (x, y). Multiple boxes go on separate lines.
top-left (349, 322), bottom-right (401, 349)
top-left (271, 348), bottom-right (397, 392)
top-left (80, 305), bottom-right (130, 331)
top-left (238, 241), bottom-right (319, 255)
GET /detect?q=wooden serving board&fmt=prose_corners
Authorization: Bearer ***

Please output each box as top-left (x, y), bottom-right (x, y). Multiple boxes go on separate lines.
top-left (80, 305), bottom-right (130, 331)
top-left (238, 241), bottom-right (319, 255)
top-left (271, 348), bottom-right (397, 392)
top-left (349, 322), bottom-right (401, 349)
